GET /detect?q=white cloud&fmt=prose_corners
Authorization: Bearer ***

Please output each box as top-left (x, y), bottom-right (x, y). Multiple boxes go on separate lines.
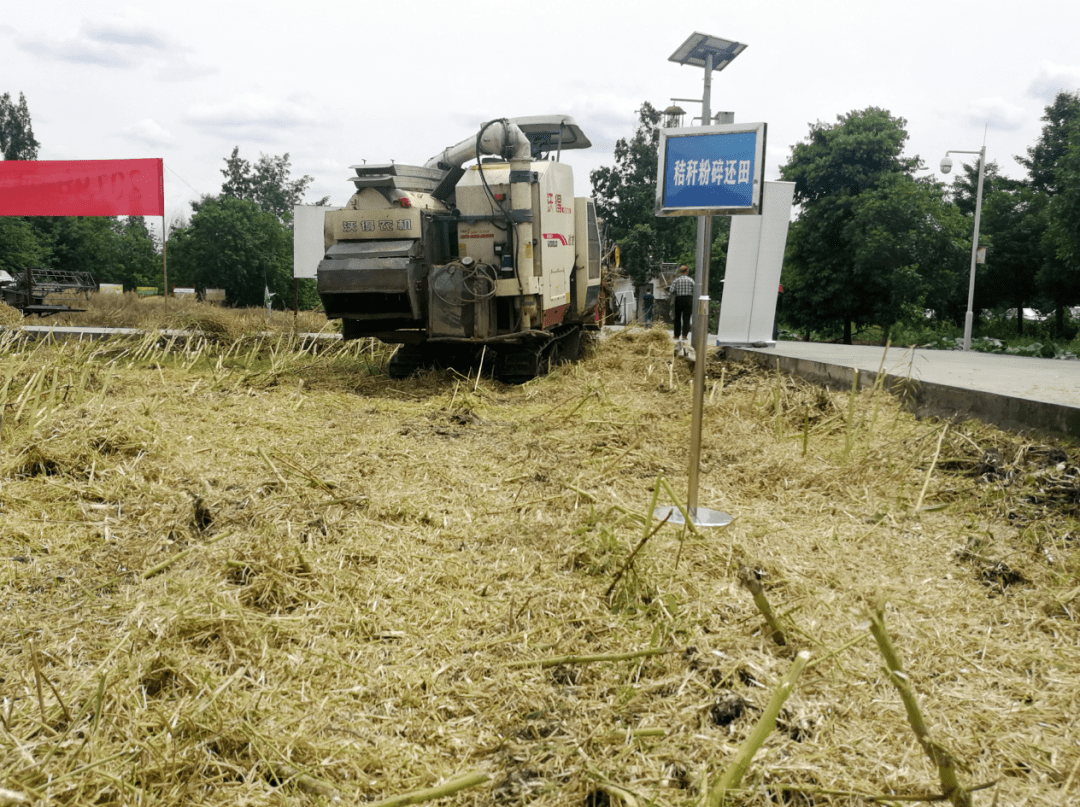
top-left (82, 16), bottom-right (168, 50)
top-left (20, 31), bottom-right (138, 68)
top-left (127, 118), bottom-right (175, 147)
top-left (1028, 60), bottom-right (1080, 101)
top-left (564, 92), bottom-right (644, 153)
top-left (13, 9), bottom-right (214, 80)
top-left (156, 53), bottom-right (217, 82)
top-left (309, 157), bottom-right (347, 173)
top-left (186, 93), bottom-right (320, 139)
top-left (962, 97), bottom-right (1028, 131)
top-left (16, 12), bottom-right (169, 68)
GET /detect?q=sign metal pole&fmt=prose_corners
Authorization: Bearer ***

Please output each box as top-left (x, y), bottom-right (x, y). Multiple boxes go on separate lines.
top-left (656, 49), bottom-right (733, 529)
top-left (687, 52), bottom-right (713, 517)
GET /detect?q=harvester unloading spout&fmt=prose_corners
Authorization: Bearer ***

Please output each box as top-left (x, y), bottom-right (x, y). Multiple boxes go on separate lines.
top-left (423, 118), bottom-right (531, 170)
top-left (316, 115), bottom-right (603, 383)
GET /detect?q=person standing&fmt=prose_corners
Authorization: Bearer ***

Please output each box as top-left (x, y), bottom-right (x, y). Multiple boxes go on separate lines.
top-left (668, 265), bottom-right (695, 343)
top-left (642, 286), bottom-right (655, 327)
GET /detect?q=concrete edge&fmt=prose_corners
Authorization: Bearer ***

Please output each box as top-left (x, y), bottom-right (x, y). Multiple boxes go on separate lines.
top-left (724, 346), bottom-right (1080, 443)
top-left (3, 325), bottom-right (343, 344)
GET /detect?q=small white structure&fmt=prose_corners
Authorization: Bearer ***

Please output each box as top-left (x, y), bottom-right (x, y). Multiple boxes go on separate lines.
top-left (293, 204), bottom-right (329, 280)
top-left (204, 288), bottom-right (226, 304)
top-left (99, 283), bottom-right (123, 295)
top-left (611, 274), bottom-right (636, 324)
top-left (715, 181), bottom-right (795, 346)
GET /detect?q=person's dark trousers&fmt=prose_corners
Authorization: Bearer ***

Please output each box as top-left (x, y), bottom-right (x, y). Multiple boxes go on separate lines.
top-left (673, 295), bottom-right (693, 340)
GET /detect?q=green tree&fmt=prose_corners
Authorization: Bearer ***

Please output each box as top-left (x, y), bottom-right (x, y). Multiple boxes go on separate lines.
top-left (1040, 127), bottom-right (1080, 337)
top-left (845, 174), bottom-right (969, 342)
top-left (106, 217), bottom-right (162, 289)
top-left (948, 158), bottom-right (1007, 217)
top-left (1014, 90), bottom-right (1080, 337)
top-left (590, 103), bottom-right (695, 284)
top-left (945, 158), bottom-right (1046, 331)
top-left (781, 108), bottom-right (920, 204)
top-left (13, 214), bottom-right (162, 290)
top-left (0, 91), bottom-right (40, 160)
top-left (219, 148), bottom-right (330, 309)
top-left (977, 183), bottom-right (1046, 333)
top-left (0, 217), bottom-right (50, 277)
top-left (27, 217), bottom-right (117, 279)
top-left (779, 107), bottom-right (927, 343)
top-left (220, 147), bottom-right (327, 224)
top-left (1, 91), bottom-right (48, 288)
top-left (167, 196), bottom-right (292, 308)
top-left (1017, 90), bottom-right (1080, 195)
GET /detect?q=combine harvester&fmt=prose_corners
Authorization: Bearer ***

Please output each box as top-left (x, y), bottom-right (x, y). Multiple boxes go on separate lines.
top-left (316, 115), bottom-right (604, 382)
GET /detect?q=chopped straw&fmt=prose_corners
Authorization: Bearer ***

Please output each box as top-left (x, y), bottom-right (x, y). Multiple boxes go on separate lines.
top-left (0, 319), bottom-right (1077, 806)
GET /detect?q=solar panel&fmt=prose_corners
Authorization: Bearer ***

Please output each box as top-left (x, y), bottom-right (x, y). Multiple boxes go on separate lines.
top-left (668, 32), bottom-right (747, 71)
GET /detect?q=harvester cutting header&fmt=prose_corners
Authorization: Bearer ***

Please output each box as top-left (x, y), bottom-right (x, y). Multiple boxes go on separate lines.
top-left (316, 115), bottom-right (603, 382)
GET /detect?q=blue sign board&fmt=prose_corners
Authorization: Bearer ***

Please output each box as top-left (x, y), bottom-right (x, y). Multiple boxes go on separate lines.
top-left (655, 122), bottom-right (766, 216)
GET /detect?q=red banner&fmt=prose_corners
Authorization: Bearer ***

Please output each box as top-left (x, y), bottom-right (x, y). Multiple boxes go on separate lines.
top-left (0, 158), bottom-right (164, 216)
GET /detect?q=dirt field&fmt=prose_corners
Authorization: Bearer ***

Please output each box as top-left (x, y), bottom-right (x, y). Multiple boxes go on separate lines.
top-left (1, 321), bottom-right (1077, 806)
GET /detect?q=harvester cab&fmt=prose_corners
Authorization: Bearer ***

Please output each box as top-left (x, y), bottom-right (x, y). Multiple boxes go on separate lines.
top-left (316, 115), bottom-right (603, 382)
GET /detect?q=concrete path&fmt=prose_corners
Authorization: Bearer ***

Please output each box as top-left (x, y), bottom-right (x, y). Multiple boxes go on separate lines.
top-left (723, 341), bottom-right (1080, 441)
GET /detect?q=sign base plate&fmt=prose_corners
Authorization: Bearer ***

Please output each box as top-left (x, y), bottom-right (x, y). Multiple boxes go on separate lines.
top-left (654, 505), bottom-right (734, 528)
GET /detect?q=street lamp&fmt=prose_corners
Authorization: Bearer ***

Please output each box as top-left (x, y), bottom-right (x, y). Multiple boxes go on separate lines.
top-left (662, 104), bottom-right (686, 128)
top-left (940, 146), bottom-right (986, 351)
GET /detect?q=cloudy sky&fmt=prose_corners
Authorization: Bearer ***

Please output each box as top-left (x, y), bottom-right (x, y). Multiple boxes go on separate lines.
top-left (4, 0), bottom-right (1080, 233)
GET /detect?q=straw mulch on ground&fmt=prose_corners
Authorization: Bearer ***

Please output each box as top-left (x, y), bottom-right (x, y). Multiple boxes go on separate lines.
top-left (0, 303), bottom-right (23, 328)
top-left (43, 291), bottom-right (331, 338)
top-left (1, 324), bottom-right (1077, 806)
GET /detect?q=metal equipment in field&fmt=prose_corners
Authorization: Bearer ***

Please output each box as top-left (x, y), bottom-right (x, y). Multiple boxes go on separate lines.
top-left (0, 266), bottom-right (96, 316)
top-left (316, 115), bottom-right (603, 382)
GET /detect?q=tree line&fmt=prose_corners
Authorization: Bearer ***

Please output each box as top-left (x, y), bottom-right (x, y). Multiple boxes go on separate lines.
top-left (1, 92), bottom-right (325, 309)
top-left (591, 92), bottom-right (1080, 343)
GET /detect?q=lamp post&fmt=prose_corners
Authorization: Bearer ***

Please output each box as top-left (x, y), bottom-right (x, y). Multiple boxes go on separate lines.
top-left (940, 146), bottom-right (986, 351)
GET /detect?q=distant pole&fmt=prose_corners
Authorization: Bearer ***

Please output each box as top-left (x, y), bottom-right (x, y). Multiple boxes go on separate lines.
top-left (943, 146), bottom-right (986, 351)
top-left (963, 148), bottom-right (986, 351)
top-left (162, 214), bottom-right (168, 308)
